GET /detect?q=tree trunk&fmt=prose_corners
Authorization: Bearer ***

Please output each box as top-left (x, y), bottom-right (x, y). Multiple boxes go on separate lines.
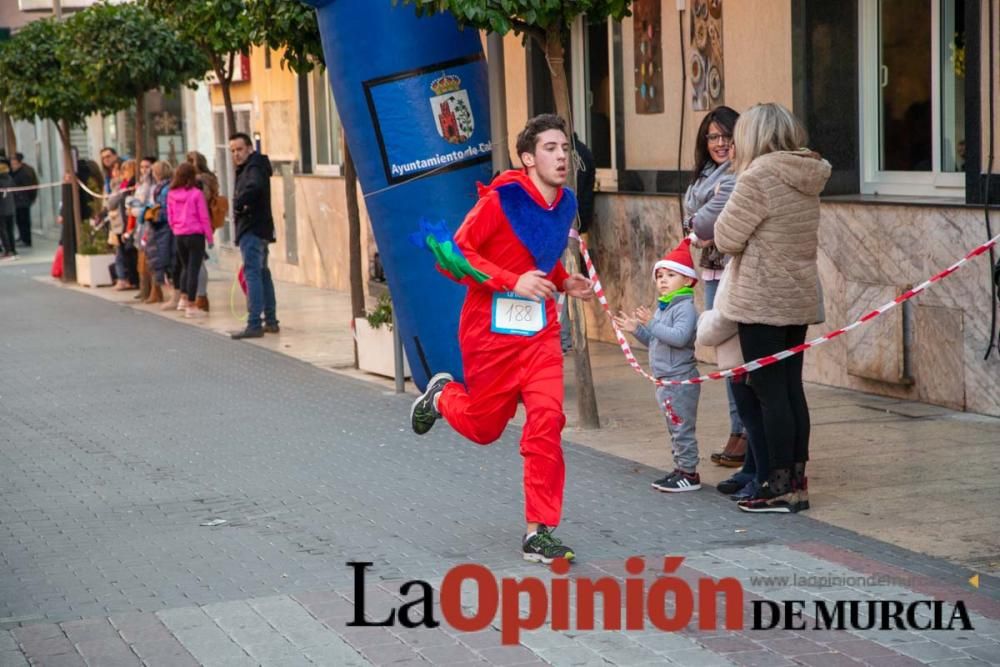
top-left (134, 92), bottom-right (145, 159)
top-left (344, 140), bottom-right (365, 368)
top-left (220, 78), bottom-right (236, 138)
top-left (219, 53), bottom-right (237, 137)
top-left (58, 119), bottom-right (82, 283)
top-left (487, 33), bottom-right (510, 175)
top-left (545, 27), bottom-right (601, 430)
top-left (1, 111), bottom-right (16, 155)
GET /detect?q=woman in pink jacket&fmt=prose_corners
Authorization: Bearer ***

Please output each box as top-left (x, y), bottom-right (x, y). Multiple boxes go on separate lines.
top-left (167, 163), bottom-right (215, 319)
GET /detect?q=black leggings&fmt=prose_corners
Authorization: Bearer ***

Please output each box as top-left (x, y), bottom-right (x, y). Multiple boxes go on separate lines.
top-left (175, 235), bottom-right (206, 302)
top-left (737, 323), bottom-right (809, 471)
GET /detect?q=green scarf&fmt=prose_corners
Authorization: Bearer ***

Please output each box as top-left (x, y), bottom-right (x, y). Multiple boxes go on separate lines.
top-left (657, 286), bottom-right (694, 309)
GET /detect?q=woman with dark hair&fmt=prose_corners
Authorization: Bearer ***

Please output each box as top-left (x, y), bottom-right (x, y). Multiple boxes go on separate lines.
top-left (683, 105), bottom-right (747, 468)
top-left (166, 162), bottom-right (214, 319)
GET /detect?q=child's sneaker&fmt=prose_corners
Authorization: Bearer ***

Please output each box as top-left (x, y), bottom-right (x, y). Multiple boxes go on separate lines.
top-left (522, 525), bottom-right (575, 564)
top-left (650, 469), bottom-right (679, 490)
top-left (652, 470), bottom-right (701, 492)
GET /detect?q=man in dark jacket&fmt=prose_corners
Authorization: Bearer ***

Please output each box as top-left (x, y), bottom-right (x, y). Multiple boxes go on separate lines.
top-left (11, 154), bottom-right (39, 247)
top-left (228, 132), bottom-right (278, 339)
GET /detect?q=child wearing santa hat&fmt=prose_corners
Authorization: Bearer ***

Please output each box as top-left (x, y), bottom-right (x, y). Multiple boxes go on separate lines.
top-left (613, 238), bottom-right (702, 491)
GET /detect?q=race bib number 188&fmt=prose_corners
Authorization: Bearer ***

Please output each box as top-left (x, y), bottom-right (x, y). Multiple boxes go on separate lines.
top-left (491, 292), bottom-right (546, 336)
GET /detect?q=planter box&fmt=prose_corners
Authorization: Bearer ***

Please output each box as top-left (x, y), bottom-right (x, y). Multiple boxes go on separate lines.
top-left (355, 317), bottom-right (411, 379)
top-left (75, 253), bottom-right (115, 287)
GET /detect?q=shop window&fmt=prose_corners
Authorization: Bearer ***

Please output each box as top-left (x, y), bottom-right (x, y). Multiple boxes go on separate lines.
top-left (860, 0), bottom-right (965, 195)
top-left (570, 17), bottom-right (617, 187)
top-left (213, 106), bottom-right (252, 244)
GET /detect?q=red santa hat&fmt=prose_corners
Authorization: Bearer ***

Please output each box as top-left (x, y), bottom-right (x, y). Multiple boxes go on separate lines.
top-left (652, 238), bottom-right (699, 284)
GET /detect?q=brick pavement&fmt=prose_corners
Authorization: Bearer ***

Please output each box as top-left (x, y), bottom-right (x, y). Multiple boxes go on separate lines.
top-left (2, 265), bottom-right (998, 665)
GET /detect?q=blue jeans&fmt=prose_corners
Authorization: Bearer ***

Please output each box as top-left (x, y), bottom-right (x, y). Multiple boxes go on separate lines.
top-left (704, 278), bottom-right (720, 310)
top-left (704, 279), bottom-right (744, 433)
top-left (239, 234), bottom-right (277, 330)
top-left (730, 377), bottom-right (768, 484)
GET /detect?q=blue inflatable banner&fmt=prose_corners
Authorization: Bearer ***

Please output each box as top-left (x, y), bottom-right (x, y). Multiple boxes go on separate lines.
top-left (301, 0), bottom-right (495, 389)
top-left (365, 56), bottom-right (492, 184)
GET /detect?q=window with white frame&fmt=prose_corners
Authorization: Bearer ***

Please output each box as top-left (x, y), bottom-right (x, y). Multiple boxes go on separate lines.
top-left (860, 0), bottom-right (965, 196)
top-left (310, 69), bottom-right (343, 174)
top-left (213, 106), bottom-right (252, 243)
top-left (571, 17), bottom-right (617, 188)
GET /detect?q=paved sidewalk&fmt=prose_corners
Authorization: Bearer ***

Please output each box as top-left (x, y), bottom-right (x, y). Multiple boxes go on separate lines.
top-left (3, 259), bottom-right (999, 666)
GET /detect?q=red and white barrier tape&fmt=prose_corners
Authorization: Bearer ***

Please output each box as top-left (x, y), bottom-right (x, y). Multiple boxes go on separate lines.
top-left (0, 181), bottom-right (63, 194)
top-left (76, 179), bottom-right (128, 199)
top-left (570, 229), bottom-right (1000, 423)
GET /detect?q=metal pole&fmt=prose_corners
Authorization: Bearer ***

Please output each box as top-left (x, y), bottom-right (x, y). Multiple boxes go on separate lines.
top-left (53, 0), bottom-right (62, 20)
top-left (487, 33), bottom-right (509, 174)
top-left (392, 320), bottom-right (404, 393)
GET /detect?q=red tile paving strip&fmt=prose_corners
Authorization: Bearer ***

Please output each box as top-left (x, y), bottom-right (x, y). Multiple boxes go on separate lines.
top-left (789, 542), bottom-right (1000, 620)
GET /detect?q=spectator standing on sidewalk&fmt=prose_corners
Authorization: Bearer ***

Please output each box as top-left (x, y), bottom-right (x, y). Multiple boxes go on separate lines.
top-left (228, 133), bottom-right (278, 339)
top-left (10, 153), bottom-right (39, 248)
top-left (110, 160), bottom-right (138, 290)
top-left (683, 105), bottom-right (747, 468)
top-left (130, 156), bottom-right (158, 302)
top-left (696, 267), bottom-right (772, 505)
top-left (713, 103), bottom-right (830, 513)
top-left (187, 151), bottom-right (220, 313)
top-left (166, 163), bottom-right (214, 320)
top-left (560, 133), bottom-right (595, 354)
top-left (0, 159), bottom-right (17, 260)
top-left (147, 161), bottom-right (177, 311)
top-left (613, 239), bottom-right (701, 493)
top-left (99, 147), bottom-right (118, 194)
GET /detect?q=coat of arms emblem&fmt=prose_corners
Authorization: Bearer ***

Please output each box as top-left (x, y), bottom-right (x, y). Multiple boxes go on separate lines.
top-left (430, 74), bottom-right (474, 144)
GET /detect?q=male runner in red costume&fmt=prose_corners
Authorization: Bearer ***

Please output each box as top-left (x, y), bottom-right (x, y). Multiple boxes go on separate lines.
top-left (410, 114), bottom-right (594, 563)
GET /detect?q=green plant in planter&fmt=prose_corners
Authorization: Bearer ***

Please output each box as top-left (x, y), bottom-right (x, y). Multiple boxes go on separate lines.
top-left (366, 293), bottom-right (394, 331)
top-left (77, 221), bottom-right (112, 255)
top-left (76, 179), bottom-right (111, 255)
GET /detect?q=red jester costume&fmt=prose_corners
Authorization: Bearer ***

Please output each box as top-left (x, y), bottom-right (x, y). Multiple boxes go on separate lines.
top-left (438, 170), bottom-right (576, 526)
top-left (439, 169), bottom-right (576, 529)
top-left (410, 116), bottom-right (595, 563)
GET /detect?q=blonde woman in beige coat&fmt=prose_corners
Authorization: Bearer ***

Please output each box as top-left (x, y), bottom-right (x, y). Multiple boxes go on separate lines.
top-left (713, 103), bottom-right (830, 514)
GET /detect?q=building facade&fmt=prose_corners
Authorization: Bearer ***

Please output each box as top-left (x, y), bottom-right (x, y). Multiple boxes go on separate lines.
top-left (189, 0), bottom-right (999, 417)
top-left (498, 0), bottom-right (1000, 417)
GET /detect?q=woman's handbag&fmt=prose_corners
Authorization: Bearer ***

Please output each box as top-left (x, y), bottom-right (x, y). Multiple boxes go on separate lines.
top-left (209, 195), bottom-right (229, 230)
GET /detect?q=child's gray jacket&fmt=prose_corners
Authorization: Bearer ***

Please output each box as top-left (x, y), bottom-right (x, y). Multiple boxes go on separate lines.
top-left (633, 294), bottom-right (698, 378)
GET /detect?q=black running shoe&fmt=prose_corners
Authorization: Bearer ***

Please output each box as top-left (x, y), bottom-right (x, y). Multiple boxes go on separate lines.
top-left (409, 372), bottom-right (453, 435)
top-left (522, 525), bottom-right (575, 564)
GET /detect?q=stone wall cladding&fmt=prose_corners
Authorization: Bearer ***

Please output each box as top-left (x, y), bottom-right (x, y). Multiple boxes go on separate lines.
top-left (587, 194), bottom-right (1000, 416)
